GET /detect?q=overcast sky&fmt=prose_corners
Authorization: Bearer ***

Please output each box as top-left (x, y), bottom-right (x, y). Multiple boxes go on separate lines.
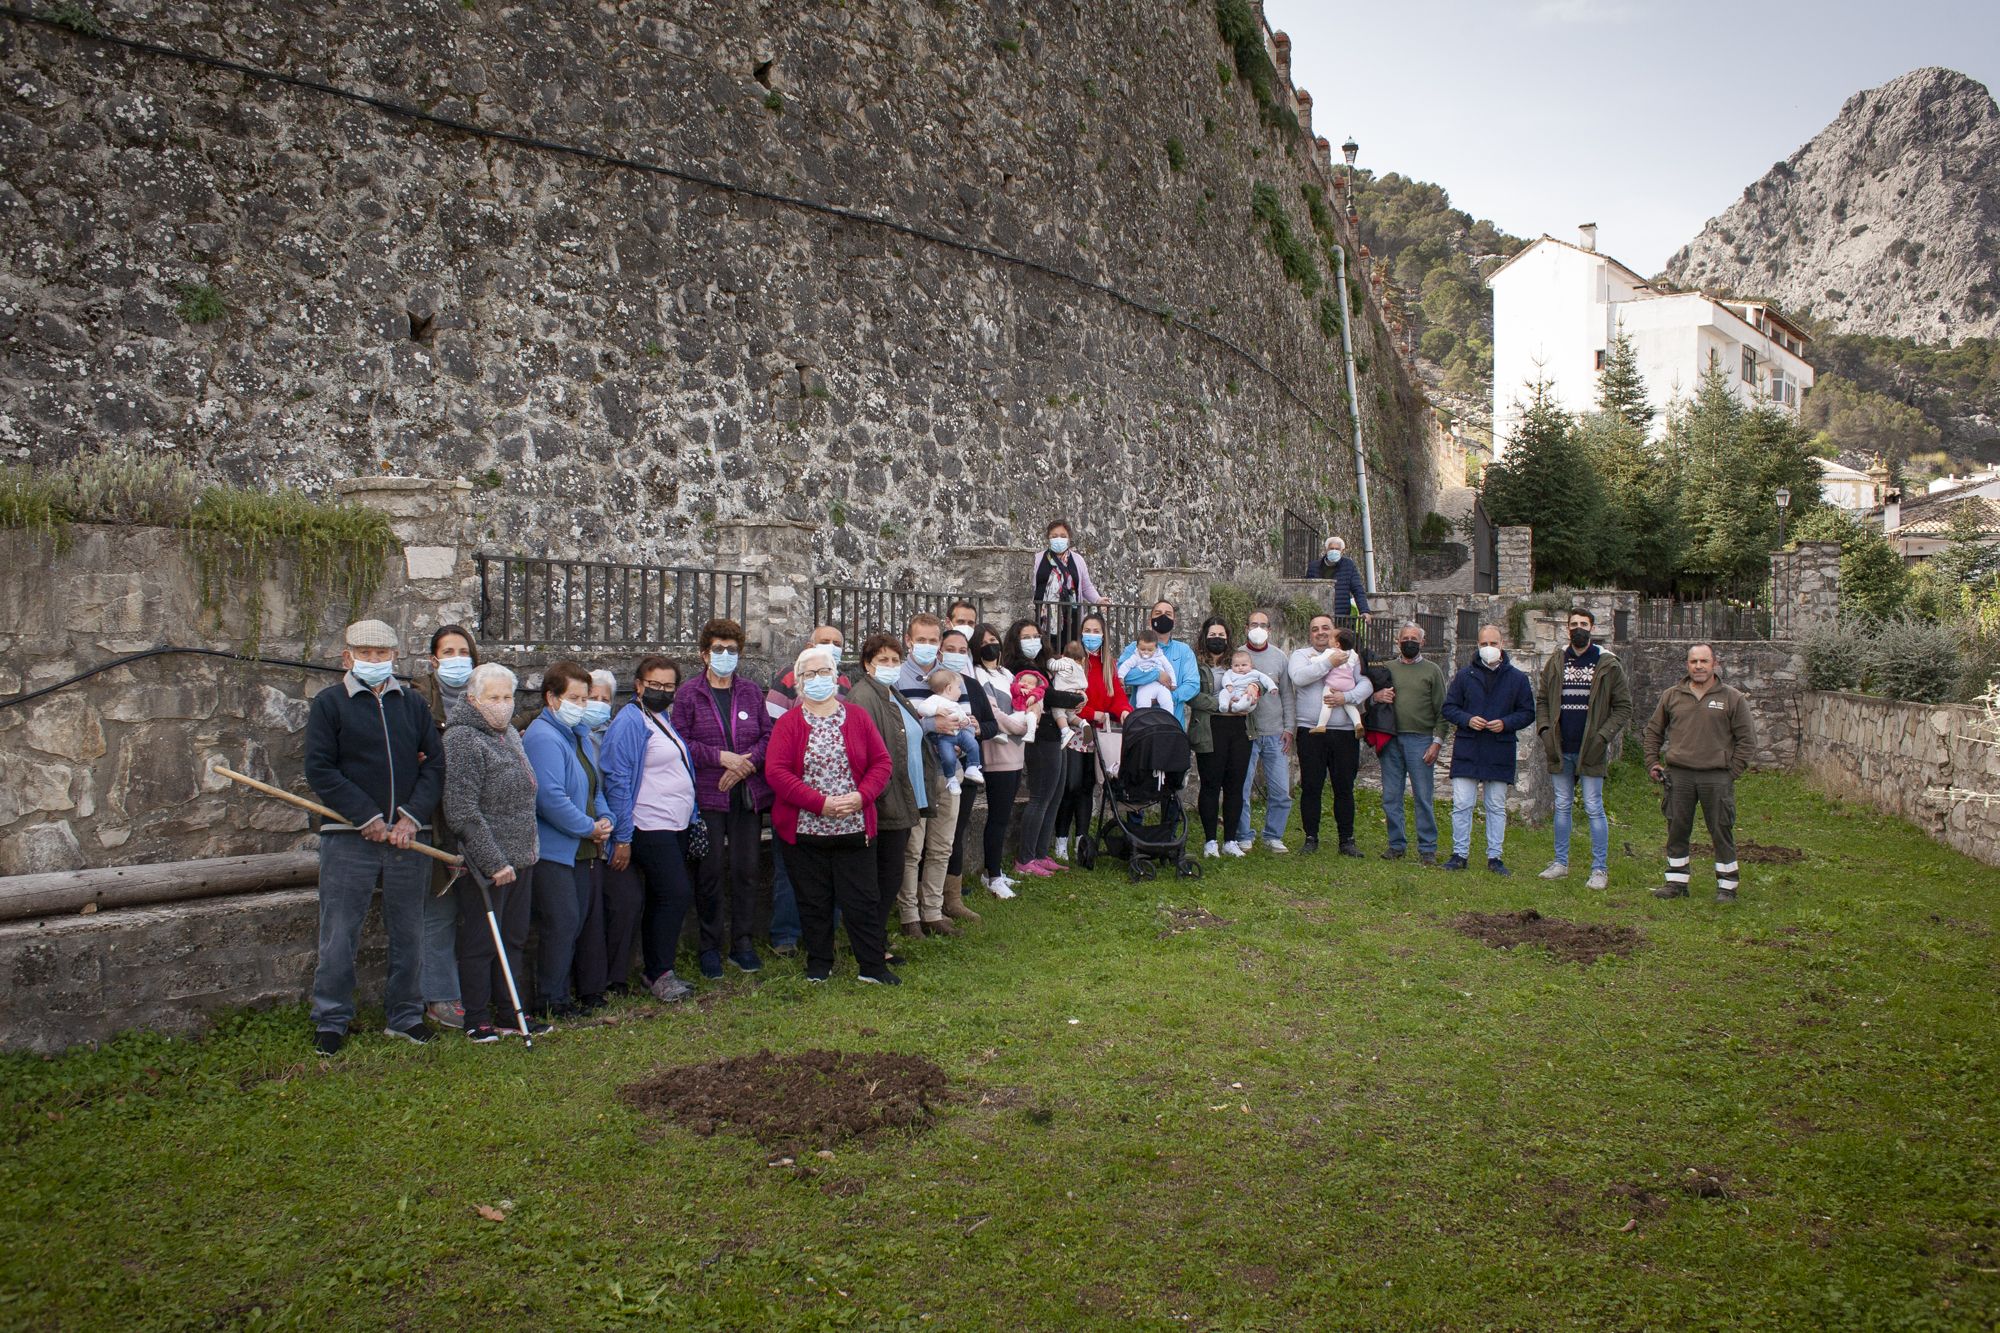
top-left (1266, 0), bottom-right (1999, 277)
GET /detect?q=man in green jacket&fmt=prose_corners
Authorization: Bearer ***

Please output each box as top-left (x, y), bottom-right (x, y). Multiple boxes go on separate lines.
top-left (1374, 621), bottom-right (1450, 866)
top-left (1642, 643), bottom-right (1757, 904)
top-left (1534, 608), bottom-right (1632, 889)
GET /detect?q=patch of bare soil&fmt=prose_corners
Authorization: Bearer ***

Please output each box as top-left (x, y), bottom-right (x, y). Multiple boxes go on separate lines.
top-left (1605, 1183), bottom-right (1673, 1215)
top-left (1688, 840), bottom-right (1804, 864)
top-left (621, 1049), bottom-right (951, 1148)
top-left (1448, 909), bottom-right (1643, 964)
top-left (1158, 906), bottom-right (1233, 937)
top-left (1679, 1167), bottom-right (1736, 1199)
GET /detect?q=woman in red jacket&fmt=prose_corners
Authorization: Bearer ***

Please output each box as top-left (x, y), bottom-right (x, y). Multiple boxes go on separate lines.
top-left (1054, 611), bottom-right (1132, 860)
top-left (765, 645), bottom-right (898, 985)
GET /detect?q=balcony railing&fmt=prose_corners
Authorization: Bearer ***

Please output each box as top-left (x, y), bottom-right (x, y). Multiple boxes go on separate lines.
top-left (1033, 599), bottom-right (1151, 652)
top-left (475, 554), bottom-right (750, 648)
top-left (812, 586), bottom-right (985, 661)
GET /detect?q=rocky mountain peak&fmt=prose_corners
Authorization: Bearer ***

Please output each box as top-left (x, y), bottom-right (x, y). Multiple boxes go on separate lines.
top-left (1663, 66), bottom-right (1998, 340)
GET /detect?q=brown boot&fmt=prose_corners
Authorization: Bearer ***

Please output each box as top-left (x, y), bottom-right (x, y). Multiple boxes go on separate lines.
top-left (900, 921), bottom-right (925, 939)
top-left (921, 917), bottom-right (959, 937)
top-left (942, 875), bottom-right (981, 921)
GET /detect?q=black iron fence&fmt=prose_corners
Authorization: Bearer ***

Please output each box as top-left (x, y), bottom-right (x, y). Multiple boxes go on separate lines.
top-left (812, 586), bottom-right (983, 660)
top-left (1633, 598), bottom-right (1771, 641)
top-left (1034, 599), bottom-right (1150, 652)
top-left (475, 554), bottom-right (750, 648)
top-left (1281, 507), bottom-right (1322, 579)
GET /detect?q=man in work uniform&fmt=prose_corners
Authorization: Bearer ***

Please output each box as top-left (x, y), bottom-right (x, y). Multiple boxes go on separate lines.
top-left (1643, 643), bottom-right (1757, 903)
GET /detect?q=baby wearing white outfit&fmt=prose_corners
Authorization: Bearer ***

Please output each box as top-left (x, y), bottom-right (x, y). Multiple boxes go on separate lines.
top-left (1312, 645), bottom-right (1364, 733)
top-left (913, 669), bottom-right (985, 794)
top-left (1119, 632), bottom-right (1178, 711)
top-left (1218, 649), bottom-right (1277, 715)
top-left (1049, 646), bottom-right (1090, 747)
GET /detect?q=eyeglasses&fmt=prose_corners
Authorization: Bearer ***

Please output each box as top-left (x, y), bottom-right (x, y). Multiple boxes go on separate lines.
top-left (799, 667), bottom-right (836, 681)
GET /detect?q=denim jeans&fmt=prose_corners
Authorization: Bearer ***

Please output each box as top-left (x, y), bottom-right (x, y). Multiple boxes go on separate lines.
top-left (312, 832), bottom-right (429, 1034)
top-left (930, 727), bottom-right (982, 780)
top-left (768, 840), bottom-right (802, 947)
top-left (421, 880), bottom-right (461, 1003)
top-left (1450, 778), bottom-right (1511, 861)
top-left (1551, 752), bottom-right (1609, 872)
top-left (532, 859), bottom-right (592, 1009)
top-left (1380, 734), bottom-right (1439, 855)
top-left (1235, 732), bottom-right (1293, 843)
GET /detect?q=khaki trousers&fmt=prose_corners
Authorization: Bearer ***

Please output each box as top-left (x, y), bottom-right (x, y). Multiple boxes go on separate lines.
top-left (899, 785), bottom-right (960, 924)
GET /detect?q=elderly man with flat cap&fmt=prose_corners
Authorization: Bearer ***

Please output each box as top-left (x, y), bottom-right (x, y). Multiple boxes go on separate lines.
top-left (301, 619), bottom-right (448, 1055)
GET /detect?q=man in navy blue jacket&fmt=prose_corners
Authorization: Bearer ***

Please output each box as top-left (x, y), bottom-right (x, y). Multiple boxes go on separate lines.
top-left (1307, 535), bottom-right (1372, 620)
top-left (1440, 623), bottom-right (1536, 875)
top-left (302, 619), bottom-right (446, 1055)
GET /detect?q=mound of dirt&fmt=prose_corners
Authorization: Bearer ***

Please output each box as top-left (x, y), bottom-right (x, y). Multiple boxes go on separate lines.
top-left (621, 1049), bottom-right (951, 1148)
top-left (1688, 840), bottom-right (1803, 864)
top-left (1158, 906), bottom-right (1232, 937)
top-left (1448, 909), bottom-right (1643, 964)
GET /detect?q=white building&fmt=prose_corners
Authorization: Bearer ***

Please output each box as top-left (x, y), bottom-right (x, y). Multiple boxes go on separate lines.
top-left (1487, 225), bottom-right (1816, 451)
top-left (1817, 457), bottom-right (1881, 510)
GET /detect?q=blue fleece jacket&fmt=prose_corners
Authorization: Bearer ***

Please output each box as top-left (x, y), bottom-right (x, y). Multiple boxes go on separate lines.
top-left (522, 710), bottom-right (612, 865)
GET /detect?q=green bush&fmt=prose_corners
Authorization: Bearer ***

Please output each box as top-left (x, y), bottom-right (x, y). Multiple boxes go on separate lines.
top-left (1862, 614), bottom-right (1962, 703)
top-left (1417, 511), bottom-right (1452, 548)
top-left (175, 281), bottom-right (227, 326)
top-left (1798, 616), bottom-right (1866, 692)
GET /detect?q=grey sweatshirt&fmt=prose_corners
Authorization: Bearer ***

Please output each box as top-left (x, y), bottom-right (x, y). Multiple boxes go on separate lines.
top-left (1242, 641), bottom-right (1294, 739)
top-left (442, 698), bottom-right (541, 879)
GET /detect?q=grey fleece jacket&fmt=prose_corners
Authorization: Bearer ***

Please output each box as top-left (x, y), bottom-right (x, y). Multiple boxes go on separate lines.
top-left (442, 697), bottom-right (541, 880)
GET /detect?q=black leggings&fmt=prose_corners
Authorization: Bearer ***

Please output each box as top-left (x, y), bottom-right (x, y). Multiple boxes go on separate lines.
top-left (873, 826), bottom-right (912, 941)
top-left (1296, 726), bottom-right (1360, 842)
top-left (980, 769), bottom-right (1023, 878)
top-left (630, 827), bottom-right (694, 983)
top-left (1054, 749), bottom-right (1096, 839)
top-left (695, 806), bottom-right (762, 956)
top-left (1196, 716), bottom-right (1252, 842)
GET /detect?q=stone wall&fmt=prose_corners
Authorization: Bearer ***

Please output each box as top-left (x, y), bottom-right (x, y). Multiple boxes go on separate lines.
top-left (1797, 691), bottom-right (2000, 866)
top-left (0, 0), bottom-right (1429, 597)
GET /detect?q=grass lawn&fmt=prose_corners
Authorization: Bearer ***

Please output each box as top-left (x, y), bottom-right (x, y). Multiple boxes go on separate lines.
top-left (2, 753), bottom-right (1996, 1332)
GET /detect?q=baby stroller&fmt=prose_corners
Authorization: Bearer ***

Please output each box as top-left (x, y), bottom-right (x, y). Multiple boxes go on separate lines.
top-left (1076, 707), bottom-right (1200, 881)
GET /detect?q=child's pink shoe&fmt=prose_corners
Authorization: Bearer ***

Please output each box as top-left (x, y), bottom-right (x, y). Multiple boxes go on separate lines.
top-left (1013, 860), bottom-right (1052, 878)
top-left (1034, 858), bottom-right (1069, 873)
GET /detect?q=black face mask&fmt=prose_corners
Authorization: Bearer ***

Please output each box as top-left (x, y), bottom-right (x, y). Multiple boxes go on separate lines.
top-left (978, 643), bottom-right (1002, 663)
top-left (1400, 639), bottom-right (1421, 659)
top-left (641, 686), bottom-right (674, 712)
top-left (1570, 627), bottom-right (1592, 650)
top-left (1152, 615), bottom-right (1175, 637)
top-left (1204, 637), bottom-right (1228, 656)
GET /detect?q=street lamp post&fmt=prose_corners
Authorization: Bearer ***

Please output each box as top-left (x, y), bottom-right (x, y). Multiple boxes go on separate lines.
top-left (1775, 487), bottom-right (1791, 547)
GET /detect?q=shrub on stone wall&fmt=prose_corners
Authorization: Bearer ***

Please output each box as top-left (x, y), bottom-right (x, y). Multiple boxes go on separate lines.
top-left (1862, 614), bottom-right (1963, 704)
top-left (1209, 577), bottom-right (1283, 639)
top-left (1799, 616), bottom-right (1867, 691)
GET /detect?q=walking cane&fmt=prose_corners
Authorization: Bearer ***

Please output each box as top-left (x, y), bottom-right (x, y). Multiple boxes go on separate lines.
top-left (212, 767), bottom-right (464, 870)
top-left (462, 861), bottom-right (533, 1047)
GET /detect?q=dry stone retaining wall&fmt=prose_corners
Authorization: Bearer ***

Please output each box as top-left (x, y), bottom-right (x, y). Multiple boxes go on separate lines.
top-left (1797, 690), bottom-right (2000, 867)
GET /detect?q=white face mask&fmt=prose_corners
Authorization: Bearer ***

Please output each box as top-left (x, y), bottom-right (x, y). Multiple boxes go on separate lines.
top-left (1247, 627), bottom-right (1268, 647)
top-left (1479, 644), bottom-right (1502, 666)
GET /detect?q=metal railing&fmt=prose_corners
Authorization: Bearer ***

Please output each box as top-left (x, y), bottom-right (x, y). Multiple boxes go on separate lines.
top-left (1282, 507), bottom-right (1322, 579)
top-left (1634, 598), bottom-right (1772, 642)
top-left (1034, 599), bottom-right (1150, 652)
top-left (475, 554), bottom-right (749, 648)
top-left (812, 586), bottom-right (984, 660)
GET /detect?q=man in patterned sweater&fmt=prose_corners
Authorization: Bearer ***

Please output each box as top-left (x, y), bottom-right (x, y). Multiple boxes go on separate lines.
top-left (1534, 608), bottom-right (1631, 889)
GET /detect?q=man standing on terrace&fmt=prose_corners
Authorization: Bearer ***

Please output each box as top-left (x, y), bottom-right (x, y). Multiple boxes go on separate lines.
top-left (1644, 643), bottom-right (1756, 904)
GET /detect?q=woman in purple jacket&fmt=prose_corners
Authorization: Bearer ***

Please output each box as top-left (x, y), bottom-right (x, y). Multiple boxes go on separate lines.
top-left (670, 618), bottom-right (774, 979)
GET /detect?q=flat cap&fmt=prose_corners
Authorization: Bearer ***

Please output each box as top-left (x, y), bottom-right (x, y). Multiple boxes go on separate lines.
top-left (345, 619), bottom-right (399, 649)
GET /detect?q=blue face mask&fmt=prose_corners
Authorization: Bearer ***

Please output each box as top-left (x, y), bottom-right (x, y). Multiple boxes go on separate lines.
top-left (1019, 637), bottom-right (1042, 660)
top-left (800, 674), bottom-right (838, 703)
top-left (872, 664), bottom-right (901, 686)
top-left (1081, 632), bottom-right (1103, 652)
top-left (909, 642), bottom-right (939, 668)
top-left (352, 658), bottom-right (395, 687)
top-left (556, 700), bottom-right (587, 727)
top-left (1049, 536), bottom-right (1069, 555)
top-left (435, 656), bottom-right (473, 687)
top-left (583, 700), bottom-right (613, 728)
top-left (708, 649), bottom-right (739, 678)
top-left (941, 651), bottom-right (972, 675)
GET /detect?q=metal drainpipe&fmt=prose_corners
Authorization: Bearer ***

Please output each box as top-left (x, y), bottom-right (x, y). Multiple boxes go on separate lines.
top-left (1332, 244), bottom-right (1378, 592)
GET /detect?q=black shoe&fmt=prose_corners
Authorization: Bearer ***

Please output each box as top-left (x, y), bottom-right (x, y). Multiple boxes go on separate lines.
top-left (1442, 855), bottom-right (1468, 871)
top-left (384, 1022), bottom-right (435, 1044)
top-left (731, 949), bottom-right (764, 973)
top-left (503, 1016), bottom-right (555, 1037)
top-left (1340, 841), bottom-right (1362, 858)
top-left (580, 993), bottom-right (607, 1014)
top-left (883, 950), bottom-right (912, 967)
top-left (698, 950), bottom-right (725, 979)
top-left (1419, 852), bottom-right (1437, 868)
top-left (466, 1024), bottom-right (504, 1043)
top-left (544, 1001), bottom-right (582, 1021)
top-left (858, 965), bottom-right (903, 986)
top-left (1380, 848), bottom-right (1405, 861)
top-left (806, 963), bottom-right (832, 983)
top-left (312, 1029), bottom-right (344, 1057)
top-left (1303, 836), bottom-right (1320, 854)
top-left (1487, 858), bottom-right (1511, 877)
top-left (1652, 883), bottom-right (1689, 899)
top-left (605, 982), bottom-right (631, 998)
top-left (1714, 887), bottom-right (1738, 904)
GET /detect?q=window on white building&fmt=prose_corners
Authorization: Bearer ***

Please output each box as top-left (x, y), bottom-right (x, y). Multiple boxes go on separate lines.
top-left (1786, 381), bottom-right (1797, 406)
top-left (1594, 349), bottom-right (1606, 370)
top-left (1742, 349), bottom-right (1757, 383)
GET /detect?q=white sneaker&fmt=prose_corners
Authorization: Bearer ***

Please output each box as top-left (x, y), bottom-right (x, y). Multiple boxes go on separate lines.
top-left (984, 874), bottom-right (1017, 900)
top-left (1264, 839), bottom-right (1289, 854)
top-left (1203, 840), bottom-right (1219, 858)
top-left (947, 776), bottom-right (963, 796)
top-left (1539, 862), bottom-right (1569, 880)
top-left (1586, 870), bottom-right (1609, 890)
top-left (963, 765), bottom-right (984, 784)
top-left (1054, 837), bottom-right (1069, 861)
top-left (1222, 841), bottom-right (1247, 857)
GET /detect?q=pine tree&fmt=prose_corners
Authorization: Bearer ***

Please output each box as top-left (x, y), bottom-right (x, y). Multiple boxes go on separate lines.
top-left (1934, 501), bottom-right (1999, 586)
top-left (1669, 364), bottom-right (1823, 587)
top-left (1579, 411), bottom-right (1679, 589)
top-left (1596, 329), bottom-right (1654, 433)
top-left (1482, 378), bottom-right (1608, 588)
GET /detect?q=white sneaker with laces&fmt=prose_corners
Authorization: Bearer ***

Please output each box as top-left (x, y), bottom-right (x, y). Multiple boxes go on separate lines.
top-left (1203, 839), bottom-right (1219, 858)
top-left (1223, 841), bottom-right (1247, 857)
top-left (1264, 839), bottom-right (1289, 854)
top-left (947, 775), bottom-right (963, 795)
top-left (984, 874), bottom-right (1017, 900)
top-left (1054, 837), bottom-right (1069, 861)
top-left (1539, 862), bottom-right (1569, 880)
top-left (1586, 870), bottom-right (1609, 890)
top-left (963, 764), bottom-right (984, 784)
